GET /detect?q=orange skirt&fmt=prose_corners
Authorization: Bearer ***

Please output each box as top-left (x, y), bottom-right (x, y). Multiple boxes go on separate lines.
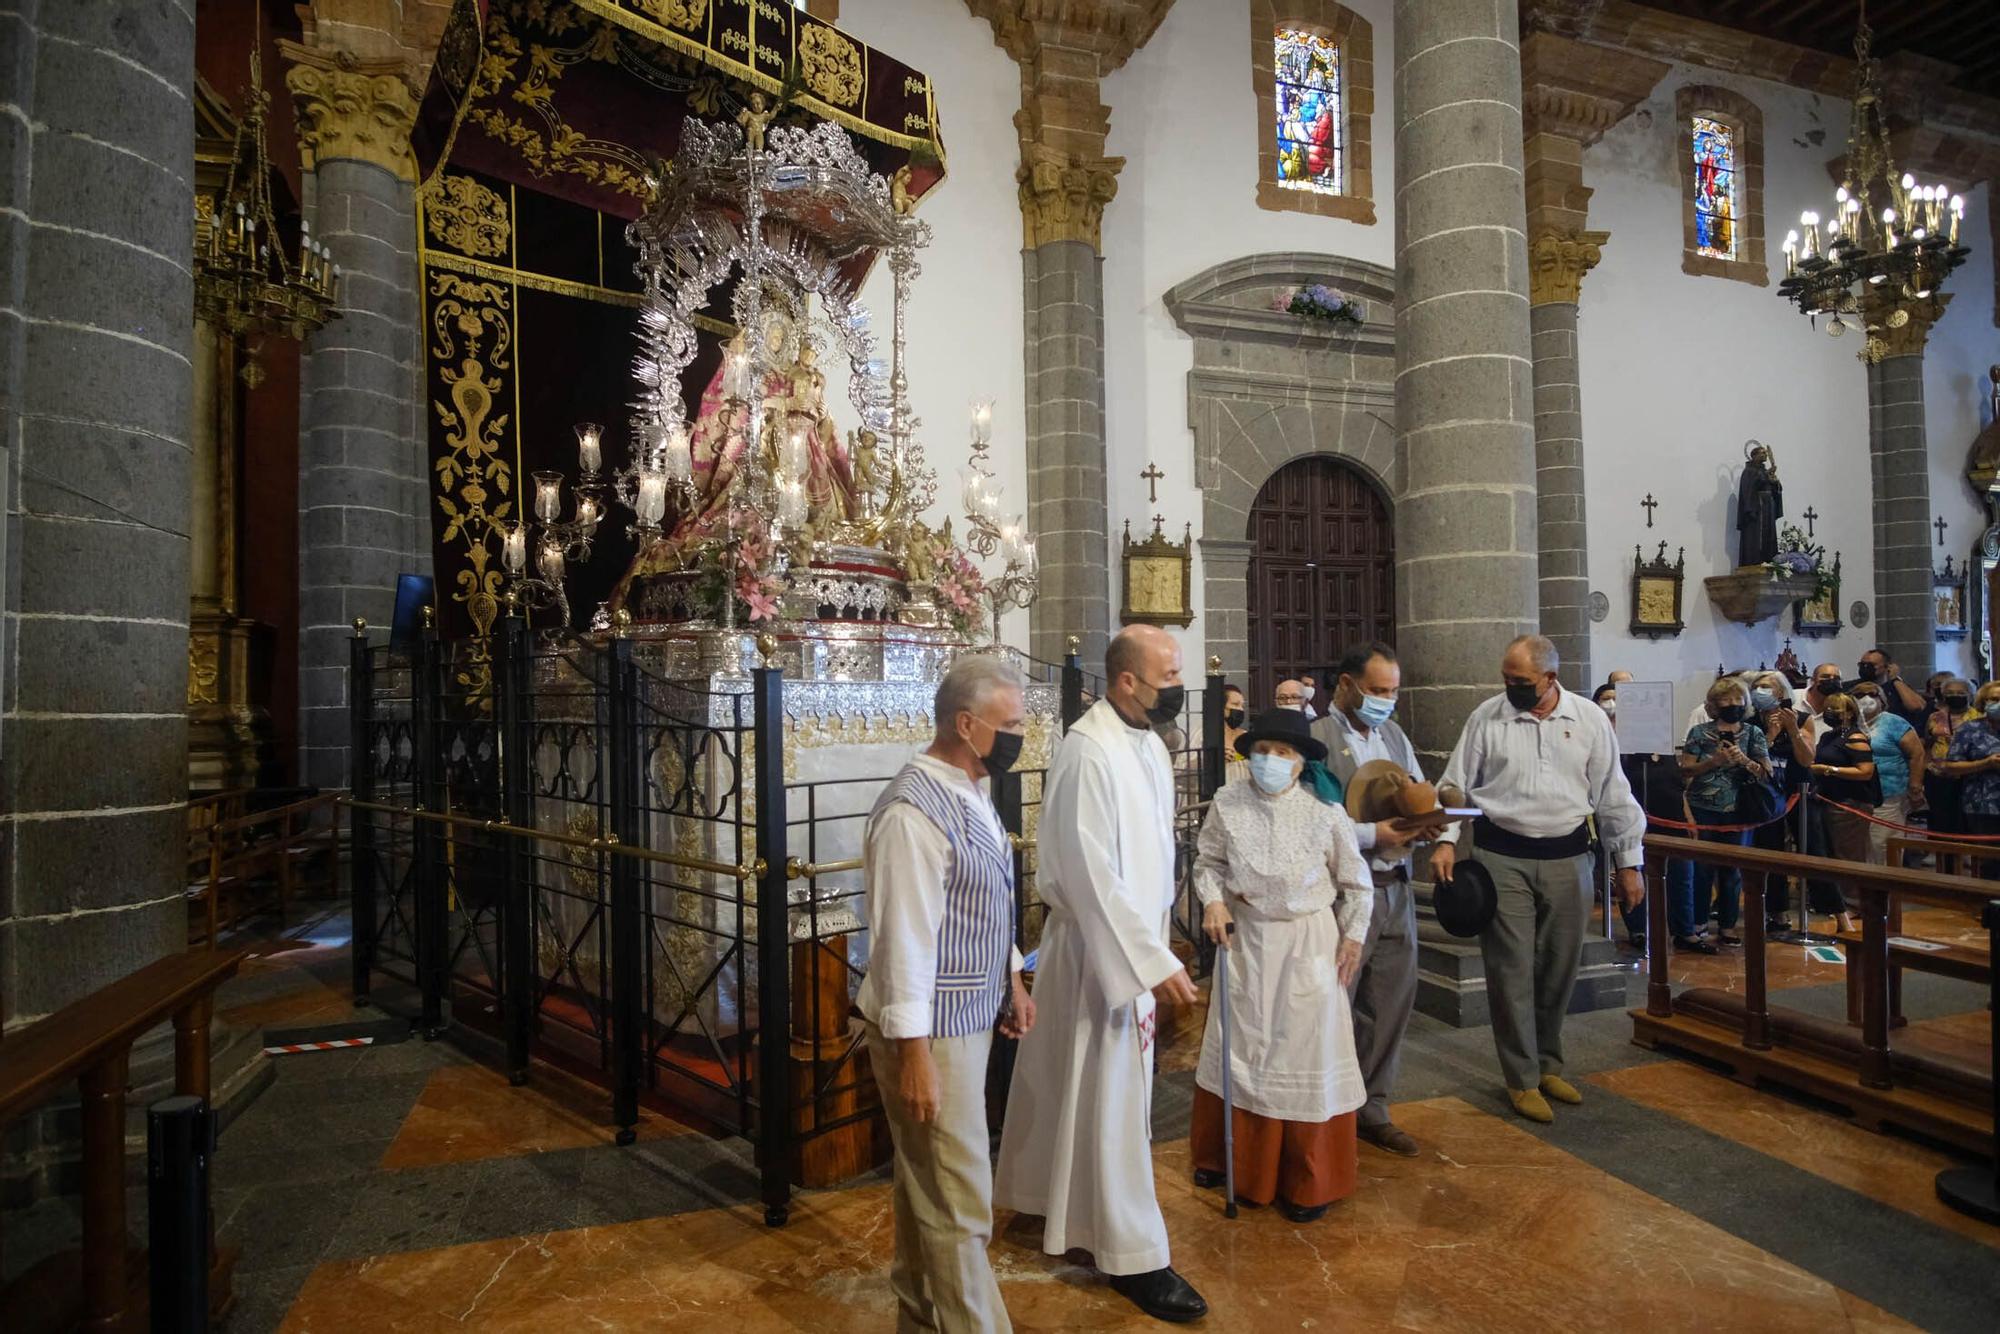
top-left (1189, 1087), bottom-right (1357, 1209)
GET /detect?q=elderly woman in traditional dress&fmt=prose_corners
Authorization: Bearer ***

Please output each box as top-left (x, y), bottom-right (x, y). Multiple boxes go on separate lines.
top-left (1189, 708), bottom-right (1373, 1223)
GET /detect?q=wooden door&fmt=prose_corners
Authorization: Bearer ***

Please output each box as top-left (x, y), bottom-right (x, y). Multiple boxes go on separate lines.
top-left (1246, 457), bottom-right (1394, 709)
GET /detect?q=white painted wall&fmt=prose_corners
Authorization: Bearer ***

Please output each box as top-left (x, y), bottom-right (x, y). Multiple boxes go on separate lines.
top-left (1922, 180), bottom-right (1998, 683)
top-left (829, 4), bottom-right (1999, 704)
top-left (1101, 0), bottom-right (1395, 682)
top-left (823, 0), bottom-right (1032, 647)
top-left (1581, 66), bottom-right (1998, 718)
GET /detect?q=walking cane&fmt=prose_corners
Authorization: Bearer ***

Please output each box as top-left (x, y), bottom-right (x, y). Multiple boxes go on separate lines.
top-left (1218, 920), bottom-right (1238, 1219)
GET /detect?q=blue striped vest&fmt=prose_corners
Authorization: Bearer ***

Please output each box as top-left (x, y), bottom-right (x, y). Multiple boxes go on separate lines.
top-left (868, 763), bottom-right (1016, 1038)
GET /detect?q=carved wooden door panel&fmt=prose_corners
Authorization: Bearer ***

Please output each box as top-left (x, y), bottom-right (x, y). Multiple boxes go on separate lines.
top-left (1246, 458), bottom-right (1394, 709)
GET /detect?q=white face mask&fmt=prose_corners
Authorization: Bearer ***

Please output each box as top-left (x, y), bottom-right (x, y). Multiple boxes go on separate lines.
top-left (1858, 696), bottom-right (1883, 721)
top-left (1249, 752), bottom-right (1299, 795)
top-left (1300, 684), bottom-right (1316, 702)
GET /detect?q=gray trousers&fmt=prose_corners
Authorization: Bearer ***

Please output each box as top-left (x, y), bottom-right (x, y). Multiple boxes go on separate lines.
top-left (865, 1023), bottom-right (1012, 1334)
top-left (1475, 848), bottom-right (1593, 1092)
top-left (1352, 869), bottom-right (1417, 1129)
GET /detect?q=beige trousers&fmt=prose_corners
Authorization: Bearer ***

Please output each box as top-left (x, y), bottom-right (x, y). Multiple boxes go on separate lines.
top-left (865, 1022), bottom-right (1012, 1334)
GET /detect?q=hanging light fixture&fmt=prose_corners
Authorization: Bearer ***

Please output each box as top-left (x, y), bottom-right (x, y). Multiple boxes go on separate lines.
top-left (1777, 2), bottom-right (1969, 361)
top-left (193, 34), bottom-right (339, 385)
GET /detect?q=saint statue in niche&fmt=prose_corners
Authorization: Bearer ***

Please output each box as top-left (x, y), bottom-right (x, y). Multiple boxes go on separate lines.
top-left (1736, 440), bottom-right (1783, 568)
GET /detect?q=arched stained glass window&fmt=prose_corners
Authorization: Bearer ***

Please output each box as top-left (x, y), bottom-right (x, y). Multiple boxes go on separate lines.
top-left (1691, 115), bottom-right (1739, 260)
top-left (1274, 28), bottom-right (1341, 196)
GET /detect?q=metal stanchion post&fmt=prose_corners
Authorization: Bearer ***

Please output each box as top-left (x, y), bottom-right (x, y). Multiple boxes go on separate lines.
top-left (147, 1095), bottom-right (210, 1332)
top-left (1934, 898), bottom-right (2000, 1224)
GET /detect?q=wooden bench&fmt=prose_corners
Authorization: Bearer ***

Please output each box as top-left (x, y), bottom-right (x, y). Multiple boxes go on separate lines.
top-left (0, 948), bottom-right (247, 1332)
top-left (188, 791), bottom-right (342, 943)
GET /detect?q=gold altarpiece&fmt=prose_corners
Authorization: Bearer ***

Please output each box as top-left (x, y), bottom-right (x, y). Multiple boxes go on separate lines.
top-left (188, 79), bottom-right (278, 792)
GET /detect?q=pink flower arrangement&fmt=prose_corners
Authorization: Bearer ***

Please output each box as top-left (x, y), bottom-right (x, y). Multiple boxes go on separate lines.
top-left (934, 548), bottom-right (988, 637)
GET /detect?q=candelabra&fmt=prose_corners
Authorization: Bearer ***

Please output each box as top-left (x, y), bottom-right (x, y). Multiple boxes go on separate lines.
top-left (193, 39), bottom-right (339, 386)
top-left (1777, 7), bottom-right (1969, 361)
top-left (959, 400), bottom-right (1040, 641)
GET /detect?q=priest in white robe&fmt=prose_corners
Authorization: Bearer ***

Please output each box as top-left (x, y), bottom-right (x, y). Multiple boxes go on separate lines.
top-left (994, 625), bottom-right (1208, 1325)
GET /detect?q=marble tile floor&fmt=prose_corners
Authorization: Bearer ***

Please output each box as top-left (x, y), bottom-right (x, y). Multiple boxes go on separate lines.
top-left (10, 916), bottom-right (1997, 1332)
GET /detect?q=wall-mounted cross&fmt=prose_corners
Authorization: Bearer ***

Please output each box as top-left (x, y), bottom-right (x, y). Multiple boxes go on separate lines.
top-left (1640, 493), bottom-right (1658, 528)
top-left (1936, 515), bottom-right (1950, 546)
top-left (1141, 462), bottom-right (1165, 504)
top-left (1802, 506), bottom-right (1819, 539)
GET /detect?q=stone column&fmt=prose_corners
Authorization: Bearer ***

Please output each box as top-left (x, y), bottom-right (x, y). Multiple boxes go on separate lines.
top-left (1519, 33), bottom-right (1666, 691)
top-left (1865, 294), bottom-right (1949, 676)
top-left (970, 0), bottom-right (1172, 666)
top-left (1393, 0), bottom-right (1540, 765)
top-left (0, 0), bottom-right (195, 1020)
top-left (283, 45), bottom-right (425, 790)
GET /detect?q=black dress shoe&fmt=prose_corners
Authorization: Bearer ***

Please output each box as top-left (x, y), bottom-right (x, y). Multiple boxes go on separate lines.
top-left (1192, 1168), bottom-right (1225, 1189)
top-left (1277, 1199), bottom-right (1329, 1223)
top-left (1108, 1267), bottom-right (1208, 1323)
top-left (1673, 935), bottom-right (1719, 955)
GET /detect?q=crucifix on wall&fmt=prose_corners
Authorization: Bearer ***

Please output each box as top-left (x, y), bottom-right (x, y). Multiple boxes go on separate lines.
top-left (1141, 463), bottom-right (1165, 504)
top-left (1641, 494), bottom-right (1657, 528)
top-left (1802, 506), bottom-right (1819, 540)
top-left (1936, 515), bottom-right (1950, 546)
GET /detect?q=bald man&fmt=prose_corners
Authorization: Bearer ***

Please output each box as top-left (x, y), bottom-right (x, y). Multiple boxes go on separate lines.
top-left (1274, 679), bottom-right (1307, 712)
top-left (995, 624), bottom-right (1208, 1324)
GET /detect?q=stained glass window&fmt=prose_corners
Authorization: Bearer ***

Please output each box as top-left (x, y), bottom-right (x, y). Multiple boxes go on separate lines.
top-left (1691, 115), bottom-right (1738, 260)
top-left (1275, 28), bottom-right (1341, 196)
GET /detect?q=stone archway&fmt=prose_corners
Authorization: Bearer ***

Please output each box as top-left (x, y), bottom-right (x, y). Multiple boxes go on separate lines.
top-left (1163, 252), bottom-right (1396, 682)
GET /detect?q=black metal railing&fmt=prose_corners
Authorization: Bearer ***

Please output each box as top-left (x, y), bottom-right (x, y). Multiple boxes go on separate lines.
top-left (345, 618), bottom-right (1227, 1223)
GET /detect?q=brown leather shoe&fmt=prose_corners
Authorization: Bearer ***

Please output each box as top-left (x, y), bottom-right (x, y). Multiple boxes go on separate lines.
top-left (1358, 1121), bottom-right (1421, 1157)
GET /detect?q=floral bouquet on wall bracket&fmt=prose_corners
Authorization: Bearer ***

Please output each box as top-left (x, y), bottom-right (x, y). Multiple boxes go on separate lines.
top-left (1767, 524), bottom-right (1837, 603)
top-left (1273, 283), bottom-right (1365, 330)
top-left (929, 539), bottom-right (989, 642)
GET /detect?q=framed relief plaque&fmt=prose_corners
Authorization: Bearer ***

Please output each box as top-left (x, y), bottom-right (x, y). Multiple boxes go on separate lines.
top-left (1120, 518), bottom-right (1194, 628)
top-left (1629, 542), bottom-right (1685, 639)
top-left (1793, 551), bottom-right (1843, 638)
top-left (1936, 556), bottom-right (1968, 641)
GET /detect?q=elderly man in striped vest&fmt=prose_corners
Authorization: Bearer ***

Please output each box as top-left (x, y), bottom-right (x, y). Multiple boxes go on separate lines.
top-left (859, 654), bottom-right (1036, 1333)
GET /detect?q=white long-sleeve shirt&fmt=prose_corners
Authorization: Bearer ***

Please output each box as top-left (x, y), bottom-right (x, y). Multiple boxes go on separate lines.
top-left (856, 753), bottom-right (1025, 1039)
top-left (1434, 686), bottom-right (1647, 869)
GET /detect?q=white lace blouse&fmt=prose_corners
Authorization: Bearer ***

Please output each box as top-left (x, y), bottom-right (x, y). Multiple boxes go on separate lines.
top-left (1192, 781), bottom-right (1373, 940)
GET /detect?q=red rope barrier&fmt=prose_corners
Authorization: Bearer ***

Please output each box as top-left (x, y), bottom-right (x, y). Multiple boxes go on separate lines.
top-left (1809, 792), bottom-right (2000, 841)
top-left (1644, 791), bottom-right (1801, 836)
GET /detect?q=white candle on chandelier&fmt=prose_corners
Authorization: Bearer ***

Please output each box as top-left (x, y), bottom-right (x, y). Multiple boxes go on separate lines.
top-left (1782, 230), bottom-right (1799, 276)
top-left (575, 494), bottom-right (600, 530)
top-left (1950, 194), bottom-right (1964, 245)
top-left (1800, 212), bottom-right (1819, 259)
top-left (534, 471), bottom-right (563, 524)
top-left (663, 425), bottom-right (693, 483)
top-left (536, 537), bottom-right (565, 583)
top-left (636, 467), bottom-right (668, 526)
top-left (575, 422), bottom-right (603, 475)
top-left (503, 523), bottom-right (528, 574)
top-left (1882, 206), bottom-right (1898, 248)
top-left (970, 398), bottom-right (993, 446)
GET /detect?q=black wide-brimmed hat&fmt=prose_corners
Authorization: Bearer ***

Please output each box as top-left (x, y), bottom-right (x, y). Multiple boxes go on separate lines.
top-left (1432, 857), bottom-right (1499, 938)
top-left (1234, 707), bottom-right (1328, 763)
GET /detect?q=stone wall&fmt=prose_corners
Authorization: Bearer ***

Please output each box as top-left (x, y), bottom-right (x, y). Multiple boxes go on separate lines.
top-left (0, 0), bottom-right (195, 1025)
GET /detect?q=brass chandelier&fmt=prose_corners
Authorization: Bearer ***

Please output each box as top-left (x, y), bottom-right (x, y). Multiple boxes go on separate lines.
top-left (194, 41), bottom-right (339, 382)
top-left (1777, 4), bottom-right (1968, 362)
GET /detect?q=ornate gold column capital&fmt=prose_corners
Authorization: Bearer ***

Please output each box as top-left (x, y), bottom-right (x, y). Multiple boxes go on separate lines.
top-left (1864, 290), bottom-right (1955, 361)
top-left (280, 40), bottom-right (421, 183)
top-left (1018, 146), bottom-right (1123, 249)
top-left (1528, 227), bottom-right (1610, 306)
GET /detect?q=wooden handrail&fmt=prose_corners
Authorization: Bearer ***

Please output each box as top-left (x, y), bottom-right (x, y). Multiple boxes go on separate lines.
top-left (0, 948), bottom-right (246, 1124)
top-left (1643, 831), bottom-right (1995, 910)
top-left (0, 948), bottom-right (246, 1331)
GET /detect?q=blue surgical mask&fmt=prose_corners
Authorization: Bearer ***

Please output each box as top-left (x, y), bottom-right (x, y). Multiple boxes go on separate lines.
top-left (1249, 753), bottom-right (1298, 795)
top-left (1752, 689), bottom-right (1778, 713)
top-left (1985, 703), bottom-right (2000, 726)
top-left (1356, 694), bottom-right (1397, 727)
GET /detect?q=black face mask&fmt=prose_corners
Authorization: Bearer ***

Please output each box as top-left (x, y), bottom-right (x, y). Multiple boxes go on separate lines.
top-left (1716, 704), bottom-right (1747, 724)
top-left (1504, 680), bottom-right (1544, 711)
top-left (981, 727), bottom-right (1024, 775)
top-left (1856, 661), bottom-right (1880, 682)
top-left (1142, 682), bottom-right (1186, 726)
top-left (1224, 708), bottom-right (1246, 729)
top-left (1945, 694), bottom-right (1971, 712)
top-left (1814, 677), bottom-right (1841, 694)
